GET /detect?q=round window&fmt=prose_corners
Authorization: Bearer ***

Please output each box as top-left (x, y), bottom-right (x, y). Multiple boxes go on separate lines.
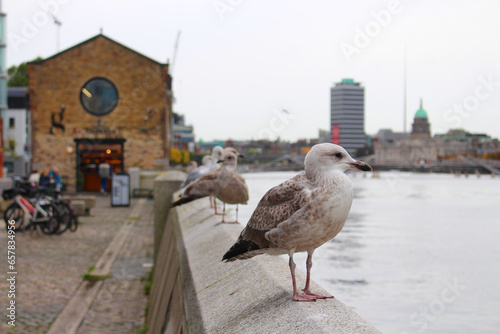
top-left (80, 77), bottom-right (119, 116)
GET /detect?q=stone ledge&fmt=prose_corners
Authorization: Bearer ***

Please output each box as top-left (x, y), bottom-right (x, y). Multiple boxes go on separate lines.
top-left (70, 200), bottom-right (86, 216)
top-left (63, 195), bottom-right (96, 215)
top-left (174, 198), bottom-right (382, 334)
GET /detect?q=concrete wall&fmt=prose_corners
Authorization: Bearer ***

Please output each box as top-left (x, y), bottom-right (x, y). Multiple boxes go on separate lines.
top-left (148, 171), bottom-right (188, 334)
top-left (149, 174), bottom-right (382, 334)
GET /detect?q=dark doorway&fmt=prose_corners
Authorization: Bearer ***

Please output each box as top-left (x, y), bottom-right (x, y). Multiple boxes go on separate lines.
top-left (74, 138), bottom-right (126, 192)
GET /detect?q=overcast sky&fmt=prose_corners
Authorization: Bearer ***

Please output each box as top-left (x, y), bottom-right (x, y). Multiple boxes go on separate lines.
top-left (4, 0), bottom-right (500, 142)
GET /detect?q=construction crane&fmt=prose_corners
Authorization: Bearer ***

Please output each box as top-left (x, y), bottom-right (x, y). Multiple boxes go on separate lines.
top-left (170, 30), bottom-right (181, 74)
top-left (50, 13), bottom-right (62, 52)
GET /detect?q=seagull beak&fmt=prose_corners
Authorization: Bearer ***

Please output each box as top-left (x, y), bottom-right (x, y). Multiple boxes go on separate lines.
top-left (217, 159), bottom-right (224, 164)
top-left (238, 154), bottom-right (245, 158)
top-left (348, 161), bottom-right (373, 172)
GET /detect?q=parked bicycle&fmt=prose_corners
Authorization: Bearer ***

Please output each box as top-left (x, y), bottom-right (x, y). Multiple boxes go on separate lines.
top-left (3, 190), bottom-right (60, 234)
top-left (39, 187), bottom-right (78, 234)
top-left (2, 179), bottom-right (78, 234)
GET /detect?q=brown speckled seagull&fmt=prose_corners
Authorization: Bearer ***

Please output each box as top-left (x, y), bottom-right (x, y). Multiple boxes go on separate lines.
top-left (214, 150), bottom-right (248, 224)
top-left (222, 143), bottom-right (372, 302)
top-left (172, 151), bottom-right (248, 224)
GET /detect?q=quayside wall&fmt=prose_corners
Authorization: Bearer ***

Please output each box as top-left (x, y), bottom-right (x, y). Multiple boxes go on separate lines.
top-left (147, 171), bottom-right (381, 334)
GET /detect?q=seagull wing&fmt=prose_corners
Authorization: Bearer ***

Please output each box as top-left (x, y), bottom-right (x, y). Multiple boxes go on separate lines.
top-left (184, 170), bottom-right (218, 197)
top-left (243, 172), bottom-right (309, 246)
top-left (222, 172), bottom-right (310, 261)
top-left (172, 170), bottom-right (219, 207)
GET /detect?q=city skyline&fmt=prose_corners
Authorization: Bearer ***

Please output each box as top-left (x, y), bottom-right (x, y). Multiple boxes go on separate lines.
top-left (4, 0), bottom-right (500, 142)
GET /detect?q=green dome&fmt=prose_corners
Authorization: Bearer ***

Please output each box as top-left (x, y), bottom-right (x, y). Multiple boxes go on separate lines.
top-left (415, 99), bottom-right (428, 118)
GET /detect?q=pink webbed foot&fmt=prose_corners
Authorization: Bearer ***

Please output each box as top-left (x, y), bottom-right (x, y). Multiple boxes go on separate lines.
top-left (293, 293), bottom-right (317, 302)
top-left (302, 289), bottom-right (333, 299)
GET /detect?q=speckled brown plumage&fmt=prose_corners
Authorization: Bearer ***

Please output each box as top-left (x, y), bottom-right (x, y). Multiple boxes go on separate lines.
top-left (223, 143), bottom-right (372, 301)
top-left (172, 151), bottom-right (249, 224)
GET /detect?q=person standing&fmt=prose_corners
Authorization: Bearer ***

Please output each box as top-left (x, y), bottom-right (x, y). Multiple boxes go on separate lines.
top-left (38, 168), bottom-right (51, 188)
top-left (49, 167), bottom-right (63, 191)
top-left (98, 161), bottom-right (111, 193)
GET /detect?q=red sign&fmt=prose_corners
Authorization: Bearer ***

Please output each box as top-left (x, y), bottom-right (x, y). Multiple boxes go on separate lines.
top-left (331, 125), bottom-right (340, 144)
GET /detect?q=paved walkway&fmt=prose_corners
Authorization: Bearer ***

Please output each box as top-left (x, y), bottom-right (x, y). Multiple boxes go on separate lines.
top-left (0, 196), bottom-right (154, 334)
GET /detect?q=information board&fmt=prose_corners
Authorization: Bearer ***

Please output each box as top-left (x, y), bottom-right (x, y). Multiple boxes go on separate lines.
top-left (111, 173), bottom-right (130, 207)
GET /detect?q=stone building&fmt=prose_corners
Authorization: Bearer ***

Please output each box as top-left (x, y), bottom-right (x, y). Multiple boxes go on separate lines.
top-left (28, 34), bottom-right (172, 191)
top-left (434, 129), bottom-right (500, 158)
top-left (373, 100), bottom-right (437, 165)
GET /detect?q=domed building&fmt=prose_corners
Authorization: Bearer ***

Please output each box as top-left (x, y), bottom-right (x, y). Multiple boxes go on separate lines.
top-left (411, 99), bottom-right (431, 140)
top-left (373, 99), bottom-right (437, 165)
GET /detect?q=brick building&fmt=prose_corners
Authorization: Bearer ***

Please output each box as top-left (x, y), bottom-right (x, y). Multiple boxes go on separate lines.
top-left (28, 34), bottom-right (172, 191)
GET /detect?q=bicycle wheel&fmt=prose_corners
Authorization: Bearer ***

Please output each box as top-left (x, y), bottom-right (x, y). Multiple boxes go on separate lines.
top-left (4, 203), bottom-right (27, 231)
top-left (54, 200), bottom-right (72, 234)
top-left (69, 214), bottom-right (78, 232)
top-left (39, 203), bottom-right (61, 235)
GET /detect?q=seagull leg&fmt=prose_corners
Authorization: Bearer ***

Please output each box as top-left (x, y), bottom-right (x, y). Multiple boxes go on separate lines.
top-left (214, 203), bottom-right (227, 226)
top-left (221, 202), bottom-right (226, 222)
top-left (289, 251), bottom-right (316, 302)
top-left (214, 198), bottom-right (224, 215)
top-left (302, 250), bottom-right (333, 299)
top-left (227, 204), bottom-right (240, 224)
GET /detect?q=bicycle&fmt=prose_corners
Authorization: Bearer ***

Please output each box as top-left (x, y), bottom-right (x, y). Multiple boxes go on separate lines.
top-left (3, 185), bottom-right (61, 234)
top-left (47, 194), bottom-right (78, 234)
top-left (40, 183), bottom-right (78, 234)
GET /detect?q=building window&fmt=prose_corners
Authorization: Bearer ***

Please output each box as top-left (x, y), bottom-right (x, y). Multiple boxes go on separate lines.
top-left (80, 77), bottom-right (119, 116)
top-left (9, 117), bottom-right (14, 129)
top-left (4, 161), bottom-right (14, 172)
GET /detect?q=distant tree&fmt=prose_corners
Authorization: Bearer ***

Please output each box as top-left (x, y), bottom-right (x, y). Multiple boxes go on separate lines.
top-left (7, 56), bottom-right (43, 87)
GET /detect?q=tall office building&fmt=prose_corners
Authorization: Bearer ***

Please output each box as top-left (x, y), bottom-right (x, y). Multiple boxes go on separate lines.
top-left (330, 78), bottom-right (366, 156)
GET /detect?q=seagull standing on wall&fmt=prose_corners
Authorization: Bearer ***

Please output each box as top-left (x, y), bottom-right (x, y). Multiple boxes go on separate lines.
top-left (222, 143), bottom-right (372, 302)
top-left (172, 151), bottom-right (249, 224)
top-left (180, 146), bottom-right (225, 188)
top-left (213, 150), bottom-right (248, 224)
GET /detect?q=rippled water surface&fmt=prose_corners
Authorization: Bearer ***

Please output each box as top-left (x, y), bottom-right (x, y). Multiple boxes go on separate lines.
top-left (237, 171), bottom-right (500, 334)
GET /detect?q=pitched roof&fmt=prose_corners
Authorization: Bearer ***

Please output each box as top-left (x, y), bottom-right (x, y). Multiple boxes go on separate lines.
top-left (28, 33), bottom-right (168, 66)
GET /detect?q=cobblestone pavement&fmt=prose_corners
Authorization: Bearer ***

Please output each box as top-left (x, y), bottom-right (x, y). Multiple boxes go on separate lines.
top-left (0, 196), bottom-right (154, 334)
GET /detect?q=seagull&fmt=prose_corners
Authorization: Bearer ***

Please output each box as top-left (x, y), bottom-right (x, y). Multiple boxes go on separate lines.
top-left (185, 160), bottom-right (198, 174)
top-left (212, 147), bottom-right (245, 216)
top-left (172, 151), bottom-right (249, 224)
top-left (222, 143), bottom-right (372, 302)
top-left (214, 150), bottom-right (248, 224)
top-left (180, 146), bottom-right (224, 188)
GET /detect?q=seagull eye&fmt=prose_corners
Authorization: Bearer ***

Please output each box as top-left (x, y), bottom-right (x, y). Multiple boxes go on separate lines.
top-left (334, 153), bottom-right (342, 158)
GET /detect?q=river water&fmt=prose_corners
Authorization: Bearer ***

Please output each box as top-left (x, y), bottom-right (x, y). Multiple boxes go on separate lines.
top-left (236, 171), bottom-right (500, 334)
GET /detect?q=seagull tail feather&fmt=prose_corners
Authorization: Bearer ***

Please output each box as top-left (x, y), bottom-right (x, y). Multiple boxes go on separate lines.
top-left (171, 195), bottom-right (206, 207)
top-left (222, 239), bottom-right (264, 262)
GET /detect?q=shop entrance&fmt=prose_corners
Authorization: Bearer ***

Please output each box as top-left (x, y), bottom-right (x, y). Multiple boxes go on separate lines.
top-left (74, 138), bottom-right (126, 192)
